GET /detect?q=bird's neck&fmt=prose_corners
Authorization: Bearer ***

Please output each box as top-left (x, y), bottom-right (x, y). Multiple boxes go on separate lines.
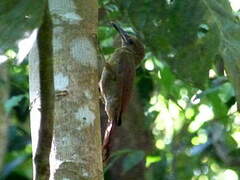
top-left (119, 47), bottom-right (142, 65)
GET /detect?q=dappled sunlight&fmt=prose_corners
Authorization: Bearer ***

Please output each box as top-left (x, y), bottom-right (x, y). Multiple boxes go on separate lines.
top-left (208, 69), bottom-right (217, 78)
top-left (231, 112), bottom-right (240, 147)
top-left (191, 131), bottom-right (208, 146)
top-left (147, 63), bottom-right (239, 178)
top-left (0, 55), bottom-right (8, 64)
top-left (185, 108), bottom-right (195, 119)
top-left (6, 49), bottom-right (17, 59)
top-left (0, 49), bottom-right (17, 64)
top-left (214, 169), bottom-right (238, 180)
top-left (188, 105), bottom-right (214, 132)
top-left (191, 95), bottom-right (201, 105)
top-left (229, 0), bottom-right (240, 11)
top-left (150, 95), bottom-right (179, 144)
top-left (232, 132), bottom-right (240, 148)
top-left (144, 59), bottom-right (154, 71)
top-left (228, 103), bottom-right (238, 114)
top-left (210, 163), bottom-right (221, 173)
top-left (233, 112), bottom-right (240, 125)
top-left (155, 139), bottom-right (165, 150)
top-left (17, 29), bottom-right (38, 64)
top-left (197, 175), bottom-right (208, 180)
top-left (191, 90), bottom-right (202, 105)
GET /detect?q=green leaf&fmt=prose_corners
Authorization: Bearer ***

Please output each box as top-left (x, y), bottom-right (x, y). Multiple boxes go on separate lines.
top-left (146, 155), bottom-right (161, 168)
top-left (0, 154), bottom-right (31, 178)
top-left (203, 0), bottom-right (240, 110)
top-left (104, 149), bottom-right (133, 173)
top-left (4, 95), bottom-right (25, 113)
top-left (0, 0), bottom-right (46, 63)
top-left (225, 135), bottom-right (238, 151)
top-left (122, 150), bottom-right (145, 174)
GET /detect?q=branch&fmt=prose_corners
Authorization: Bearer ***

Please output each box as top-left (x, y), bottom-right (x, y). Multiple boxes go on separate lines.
top-left (33, 4), bottom-right (54, 180)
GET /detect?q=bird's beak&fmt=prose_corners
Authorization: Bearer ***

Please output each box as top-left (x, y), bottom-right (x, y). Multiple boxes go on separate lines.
top-left (111, 22), bottom-right (130, 44)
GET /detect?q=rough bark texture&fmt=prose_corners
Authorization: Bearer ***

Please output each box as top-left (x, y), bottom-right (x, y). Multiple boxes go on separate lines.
top-left (101, 90), bottom-right (153, 179)
top-left (29, 5), bottom-right (55, 180)
top-left (49, 0), bottom-right (103, 179)
top-left (0, 63), bottom-right (8, 170)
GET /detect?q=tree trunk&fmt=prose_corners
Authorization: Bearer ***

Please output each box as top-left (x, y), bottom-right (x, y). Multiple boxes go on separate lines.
top-left (29, 3), bottom-right (55, 179)
top-left (48, 0), bottom-right (103, 179)
top-left (102, 90), bottom-right (154, 179)
top-left (0, 63), bottom-right (8, 170)
top-left (29, 0), bottom-right (102, 179)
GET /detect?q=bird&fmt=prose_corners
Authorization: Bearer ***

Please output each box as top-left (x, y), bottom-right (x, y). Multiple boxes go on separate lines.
top-left (99, 22), bottom-right (145, 161)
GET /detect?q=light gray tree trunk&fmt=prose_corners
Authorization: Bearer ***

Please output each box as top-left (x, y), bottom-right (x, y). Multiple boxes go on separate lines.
top-left (0, 63), bottom-right (8, 170)
top-left (48, 0), bottom-right (103, 179)
top-left (29, 0), bottom-right (102, 179)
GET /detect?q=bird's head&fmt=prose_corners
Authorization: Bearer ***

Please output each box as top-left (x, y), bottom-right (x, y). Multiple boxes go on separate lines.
top-left (112, 23), bottom-right (145, 65)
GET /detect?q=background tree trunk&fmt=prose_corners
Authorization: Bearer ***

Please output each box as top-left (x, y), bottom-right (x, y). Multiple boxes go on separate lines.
top-left (102, 90), bottom-right (154, 179)
top-left (0, 63), bottom-right (8, 170)
top-left (48, 0), bottom-right (103, 179)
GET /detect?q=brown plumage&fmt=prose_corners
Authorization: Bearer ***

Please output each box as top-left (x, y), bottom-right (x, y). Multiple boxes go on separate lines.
top-left (99, 23), bottom-right (145, 161)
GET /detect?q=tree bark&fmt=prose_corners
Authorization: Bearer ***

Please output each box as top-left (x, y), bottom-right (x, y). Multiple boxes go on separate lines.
top-left (29, 5), bottom-right (54, 180)
top-left (29, 0), bottom-right (102, 179)
top-left (102, 90), bottom-right (153, 179)
top-left (48, 0), bottom-right (103, 179)
top-left (0, 63), bottom-right (8, 170)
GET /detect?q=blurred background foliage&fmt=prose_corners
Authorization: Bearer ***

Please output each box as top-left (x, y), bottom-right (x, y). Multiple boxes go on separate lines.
top-left (0, 58), bottom-right (32, 180)
top-left (100, 0), bottom-right (240, 179)
top-left (1, 0), bottom-right (240, 179)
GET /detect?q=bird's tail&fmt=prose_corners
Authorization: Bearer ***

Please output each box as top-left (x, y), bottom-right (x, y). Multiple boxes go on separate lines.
top-left (102, 118), bottom-right (117, 162)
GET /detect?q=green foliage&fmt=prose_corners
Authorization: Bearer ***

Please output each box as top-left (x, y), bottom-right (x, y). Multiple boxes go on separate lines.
top-left (204, 0), bottom-right (240, 111)
top-left (99, 0), bottom-right (240, 179)
top-left (1, 61), bottom-right (31, 179)
top-left (127, 0), bottom-right (220, 88)
top-left (1, 154), bottom-right (31, 179)
top-left (104, 149), bottom-right (145, 173)
top-left (122, 150), bottom-right (145, 174)
top-left (4, 95), bottom-right (25, 113)
top-left (0, 0), bottom-right (46, 63)
top-left (7, 126), bottom-right (31, 152)
top-left (9, 63), bottom-right (29, 122)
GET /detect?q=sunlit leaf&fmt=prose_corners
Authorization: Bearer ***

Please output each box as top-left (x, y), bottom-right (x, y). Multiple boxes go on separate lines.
top-left (146, 156), bottom-right (161, 168)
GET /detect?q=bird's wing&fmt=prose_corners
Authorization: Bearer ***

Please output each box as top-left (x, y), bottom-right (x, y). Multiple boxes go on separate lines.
top-left (116, 51), bottom-right (135, 126)
top-left (100, 63), bottom-right (120, 162)
top-left (100, 50), bottom-right (135, 161)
